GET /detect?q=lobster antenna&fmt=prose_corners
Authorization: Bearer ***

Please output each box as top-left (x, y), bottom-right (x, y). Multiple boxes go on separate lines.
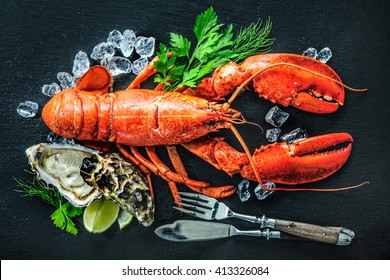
top-left (230, 114), bottom-right (264, 133)
top-left (228, 62), bottom-right (367, 105)
top-left (271, 181), bottom-right (370, 192)
top-left (230, 125), bottom-right (274, 192)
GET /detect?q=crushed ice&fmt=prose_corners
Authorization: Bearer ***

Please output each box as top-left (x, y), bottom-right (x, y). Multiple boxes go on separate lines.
top-left (39, 29), bottom-right (154, 101)
top-left (107, 30), bottom-right (123, 49)
top-left (316, 47), bottom-right (332, 63)
top-left (280, 127), bottom-right (308, 144)
top-left (17, 101), bottom-right (38, 118)
top-left (266, 128), bottom-right (281, 142)
top-left (57, 72), bottom-right (75, 89)
top-left (120, 29), bottom-right (136, 57)
top-left (254, 182), bottom-right (275, 200)
top-left (302, 47), bottom-right (317, 59)
top-left (265, 106), bottom-right (289, 127)
top-left (91, 42), bottom-right (115, 60)
top-left (132, 56), bottom-right (148, 75)
top-left (101, 56), bottom-right (132, 76)
top-left (42, 83), bottom-right (61, 97)
top-left (72, 51), bottom-right (90, 77)
top-left (302, 47), bottom-right (332, 63)
top-left (134, 36), bottom-right (155, 57)
top-left (237, 179), bottom-right (251, 202)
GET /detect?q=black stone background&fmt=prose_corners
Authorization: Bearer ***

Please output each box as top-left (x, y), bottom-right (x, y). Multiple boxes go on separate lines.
top-left (1, 0), bottom-right (389, 259)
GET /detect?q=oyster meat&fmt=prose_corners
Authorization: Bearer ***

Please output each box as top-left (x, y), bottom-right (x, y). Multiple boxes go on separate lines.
top-left (26, 143), bottom-right (154, 226)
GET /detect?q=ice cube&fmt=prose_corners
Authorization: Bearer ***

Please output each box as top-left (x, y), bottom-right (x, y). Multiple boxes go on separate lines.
top-left (317, 47), bottom-right (332, 63)
top-left (47, 131), bottom-right (75, 145)
top-left (132, 56), bottom-right (148, 75)
top-left (134, 36), bottom-right (155, 57)
top-left (302, 47), bottom-right (318, 59)
top-left (120, 29), bottom-right (136, 57)
top-left (72, 51), bottom-right (90, 77)
top-left (57, 72), bottom-right (75, 89)
top-left (265, 106), bottom-right (289, 127)
top-left (101, 56), bottom-right (132, 76)
top-left (280, 127), bottom-right (308, 144)
top-left (266, 128), bottom-right (281, 142)
top-left (254, 182), bottom-right (276, 200)
top-left (90, 42), bottom-right (115, 60)
top-left (42, 83), bottom-right (61, 97)
top-left (237, 179), bottom-right (251, 202)
top-left (107, 30), bottom-right (123, 49)
top-left (17, 101), bottom-right (38, 118)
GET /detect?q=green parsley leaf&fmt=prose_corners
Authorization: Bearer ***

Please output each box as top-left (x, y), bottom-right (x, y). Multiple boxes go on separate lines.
top-left (179, 67), bottom-right (201, 88)
top-left (65, 216), bottom-right (79, 236)
top-left (193, 7), bottom-right (218, 42)
top-left (50, 203), bottom-right (82, 235)
top-left (51, 207), bottom-right (66, 230)
top-left (63, 202), bottom-right (83, 218)
top-left (154, 6), bottom-right (274, 91)
top-left (170, 33), bottom-right (191, 58)
top-left (154, 43), bottom-right (178, 86)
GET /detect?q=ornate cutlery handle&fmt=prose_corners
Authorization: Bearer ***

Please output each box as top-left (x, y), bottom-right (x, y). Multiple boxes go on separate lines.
top-left (272, 219), bottom-right (355, 245)
top-left (229, 212), bottom-right (354, 245)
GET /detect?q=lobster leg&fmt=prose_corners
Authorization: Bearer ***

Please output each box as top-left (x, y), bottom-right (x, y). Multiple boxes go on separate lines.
top-left (145, 147), bottom-right (236, 197)
top-left (145, 147), bottom-right (210, 188)
top-left (182, 133), bottom-right (353, 187)
top-left (165, 146), bottom-right (237, 197)
top-left (121, 145), bottom-right (234, 199)
top-left (166, 146), bottom-right (189, 178)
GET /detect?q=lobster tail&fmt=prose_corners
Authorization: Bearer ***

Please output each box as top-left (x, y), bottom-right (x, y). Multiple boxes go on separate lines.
top-left (42, 89), bottom-right (112, 141)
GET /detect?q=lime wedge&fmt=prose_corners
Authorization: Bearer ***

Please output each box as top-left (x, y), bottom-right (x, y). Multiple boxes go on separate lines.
top-left (83, 198), bottom-right (119, 233)
top-left (117, 209), bottom-right (134, 230)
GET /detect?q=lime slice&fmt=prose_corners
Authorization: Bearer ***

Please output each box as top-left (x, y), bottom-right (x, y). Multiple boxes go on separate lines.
top-left (83, 198), bottom-right (119, 233)
top-left (117, 209), bottom-right (134, 230)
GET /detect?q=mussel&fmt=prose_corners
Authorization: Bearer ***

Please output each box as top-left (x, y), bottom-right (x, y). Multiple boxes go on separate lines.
top-left (26, 143), bottom-right (154, 226)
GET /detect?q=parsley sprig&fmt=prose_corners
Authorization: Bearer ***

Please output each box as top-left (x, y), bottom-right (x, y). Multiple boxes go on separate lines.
top-left (154, 7), bottom-right (274, 91)
top-left (15, 173), bottom-right (83, 235)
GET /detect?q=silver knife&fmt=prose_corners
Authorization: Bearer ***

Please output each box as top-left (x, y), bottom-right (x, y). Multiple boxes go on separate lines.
top-left (155, 220), bottom-right (303, 242)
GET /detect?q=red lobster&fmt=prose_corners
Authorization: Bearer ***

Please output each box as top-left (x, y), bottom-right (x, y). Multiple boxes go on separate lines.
top-left (42, 53), bottom-right (360, 201)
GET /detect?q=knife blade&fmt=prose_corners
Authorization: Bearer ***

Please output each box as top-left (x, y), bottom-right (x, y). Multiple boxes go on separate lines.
top-left (154, 220), bottom-right (281, 242)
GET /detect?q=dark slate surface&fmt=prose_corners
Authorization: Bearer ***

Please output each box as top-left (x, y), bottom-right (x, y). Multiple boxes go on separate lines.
top-left (1, 0), bottom-right (389, 260)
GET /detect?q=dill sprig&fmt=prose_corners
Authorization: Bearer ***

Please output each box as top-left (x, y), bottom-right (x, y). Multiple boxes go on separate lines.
top-left (15, 173), bottom-right (83, 235)
top-left (16, 173), bottom-right (62, 208)
top-left (231, 18), bottom-right (274, 63)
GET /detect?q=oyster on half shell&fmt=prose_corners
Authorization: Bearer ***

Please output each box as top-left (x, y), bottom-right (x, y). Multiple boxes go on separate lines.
top-left (26, 143), bottom-right (154, 226)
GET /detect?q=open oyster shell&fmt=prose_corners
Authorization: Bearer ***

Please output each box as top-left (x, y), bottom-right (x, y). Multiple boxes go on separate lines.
top-left (26, 143), bottom-right (101, 207)
top-left (26, 143), bottom-right (154, 226)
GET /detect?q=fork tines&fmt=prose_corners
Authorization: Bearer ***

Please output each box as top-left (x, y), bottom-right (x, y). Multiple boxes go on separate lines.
top-left (173, 192), bottom-right (216, 219)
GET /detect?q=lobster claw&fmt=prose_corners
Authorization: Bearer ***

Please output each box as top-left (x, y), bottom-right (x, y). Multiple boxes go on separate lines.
top-left (190, 54), bottom-right (346, 114)
top-left (240, 133), bottom-right (353, 184)
top-left (241, 54), bottom-right (345, 114)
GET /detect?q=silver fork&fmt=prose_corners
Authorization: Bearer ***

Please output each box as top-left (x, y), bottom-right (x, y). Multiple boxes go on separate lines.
top-left (174, 192), bottom-right (355, 246)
